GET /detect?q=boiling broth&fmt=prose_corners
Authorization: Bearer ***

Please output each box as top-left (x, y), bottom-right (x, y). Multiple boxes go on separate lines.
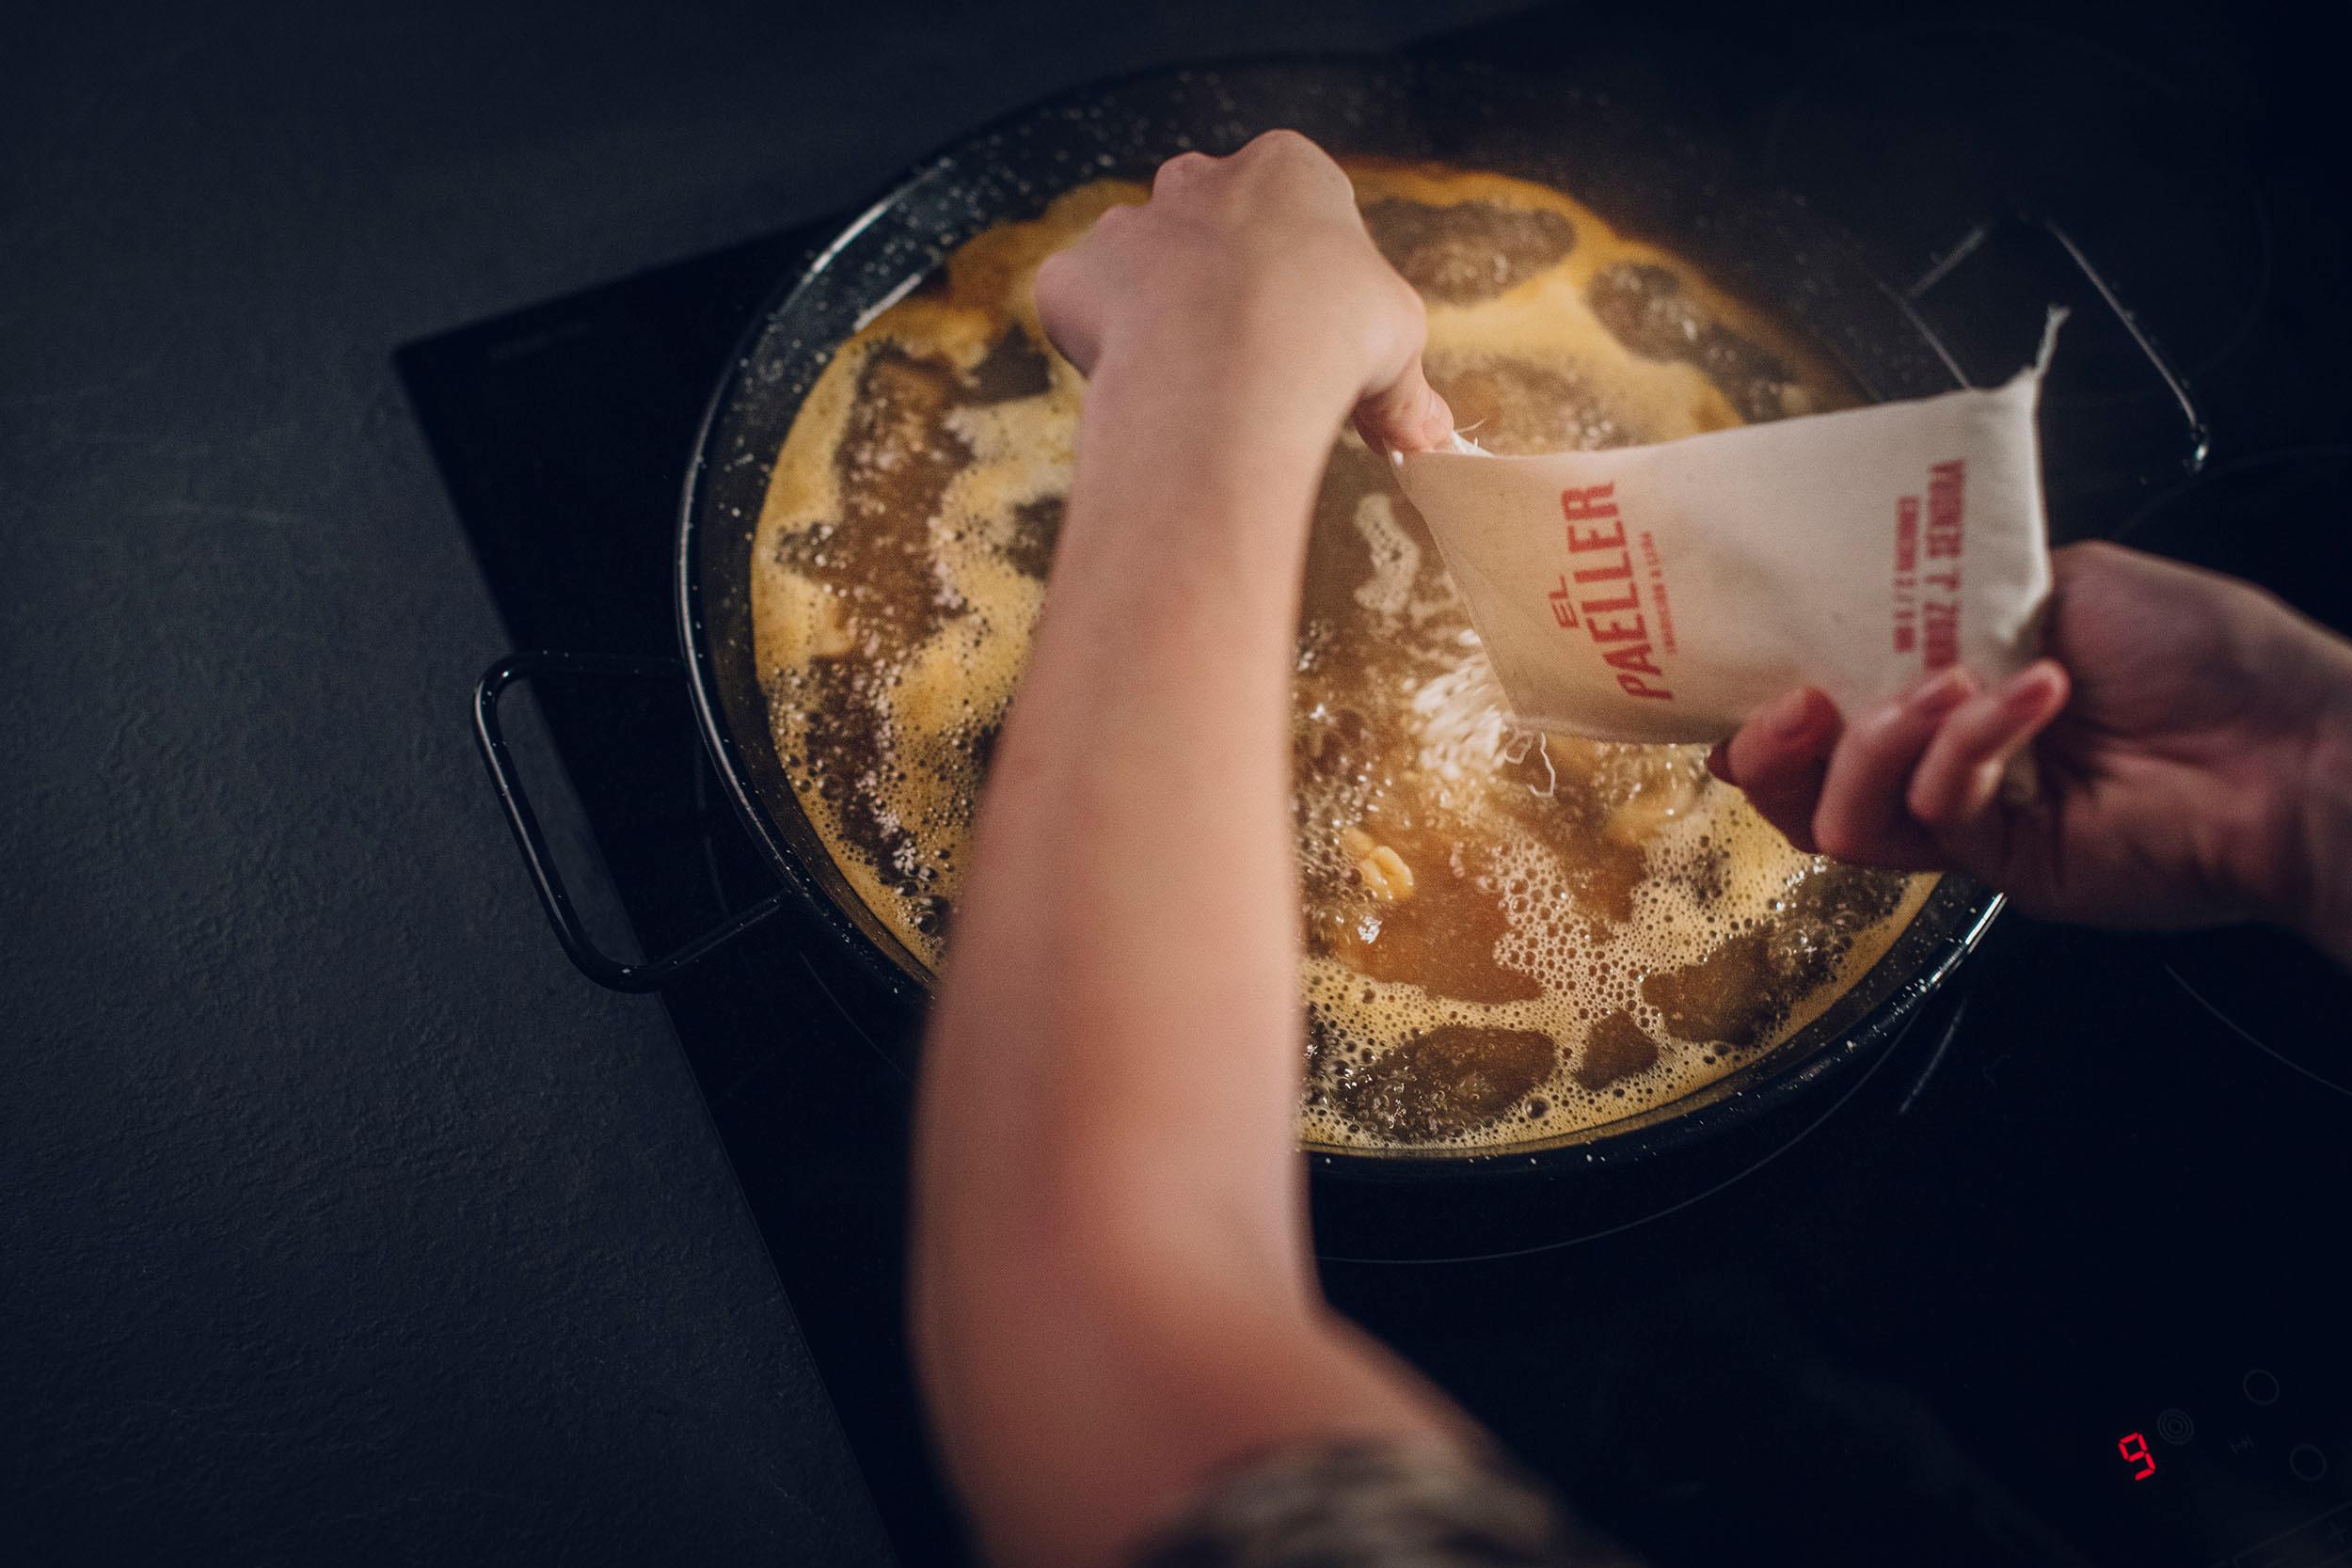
top-left (751, 163), bottom-right (1931, 1150)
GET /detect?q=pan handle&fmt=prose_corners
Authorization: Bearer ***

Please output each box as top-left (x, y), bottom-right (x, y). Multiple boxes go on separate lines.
top-left (1901, 211), bottom-right (2211, 475)
top-left (473, 651), bottom-right (787, 991)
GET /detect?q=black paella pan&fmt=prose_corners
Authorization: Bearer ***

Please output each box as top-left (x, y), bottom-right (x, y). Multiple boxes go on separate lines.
top-left (474, 55), bottom-right (2169, 1253)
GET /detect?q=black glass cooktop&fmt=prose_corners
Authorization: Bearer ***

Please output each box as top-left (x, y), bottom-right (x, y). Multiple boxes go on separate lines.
top-left (402, 14), bottom-right (2352, 1566)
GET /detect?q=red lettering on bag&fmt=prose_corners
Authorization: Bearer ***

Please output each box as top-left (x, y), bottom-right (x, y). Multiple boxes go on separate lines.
top-left (1602, 642), bottom-right (1663, 678)
top-left (1894, 496), bottom-right (1920, 655)
top-left (1561, 484), bottom-right (1618, 523)
top-left (1562, 484), bottom-right (1626, 553)
top-left (1548, 574), bottom-right (1579, 629)
top-left (1549, 484), bottom-right (1673, 702)
top-left (1923, 601), bottom-right (1960, 671)
top-left (1926, 459), bottom-right (1964, 561)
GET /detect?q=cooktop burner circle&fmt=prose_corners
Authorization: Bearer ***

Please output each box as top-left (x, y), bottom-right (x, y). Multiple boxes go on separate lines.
top-left (2114, 447), bottom-right (2352, 1098)
top-left (1757, 20), bottom-right (2274, 397)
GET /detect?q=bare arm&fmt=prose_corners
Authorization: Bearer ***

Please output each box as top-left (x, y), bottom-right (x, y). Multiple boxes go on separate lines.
top-left (909, 135), bottom-right (1470, 1568)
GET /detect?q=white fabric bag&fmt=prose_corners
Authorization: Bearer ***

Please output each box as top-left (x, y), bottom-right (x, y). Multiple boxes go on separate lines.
top-left (1393, 322), bottom-right (2061, 744)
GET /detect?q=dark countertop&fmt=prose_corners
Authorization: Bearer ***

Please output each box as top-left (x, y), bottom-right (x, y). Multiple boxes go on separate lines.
top-left (0, 3), bottom-right (1533, 1560)
top-left (18, 1), bottom-right (2350, 1562)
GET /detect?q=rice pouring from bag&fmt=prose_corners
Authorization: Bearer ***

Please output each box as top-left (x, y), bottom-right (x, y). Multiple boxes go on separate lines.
top-left (1394, 313), bottom-right (2067, 744)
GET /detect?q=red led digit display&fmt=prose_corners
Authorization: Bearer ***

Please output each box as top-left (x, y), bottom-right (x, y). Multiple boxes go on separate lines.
top-left (2119, 1432), bottom-right (2156, 1481)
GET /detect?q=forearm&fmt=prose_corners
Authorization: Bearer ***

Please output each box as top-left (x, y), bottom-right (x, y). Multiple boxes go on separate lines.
top-left (911, 347), bottom-right (1454, 1564)
top-left (921, 345), bottom-right (1336, 1271)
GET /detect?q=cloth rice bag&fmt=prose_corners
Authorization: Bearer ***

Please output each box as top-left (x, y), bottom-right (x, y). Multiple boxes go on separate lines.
top-left (1392, 318), bottom-right (2063, 745)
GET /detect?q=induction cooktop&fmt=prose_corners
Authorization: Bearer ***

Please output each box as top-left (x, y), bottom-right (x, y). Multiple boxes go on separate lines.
top-left (401, 10), bottom-right (2352, 1564)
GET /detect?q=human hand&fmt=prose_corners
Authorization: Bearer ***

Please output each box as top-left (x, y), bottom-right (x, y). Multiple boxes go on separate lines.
top-left (1033, 131), bottom-right (1453, 455)
top-left (1709, 541), bottom-right (2352, 952)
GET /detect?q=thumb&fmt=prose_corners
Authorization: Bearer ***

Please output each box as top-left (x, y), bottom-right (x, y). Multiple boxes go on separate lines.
top-left (1032, 249), bottom-right (1101, 375)
top-left (1352, 352), bottom-right (1454, 455)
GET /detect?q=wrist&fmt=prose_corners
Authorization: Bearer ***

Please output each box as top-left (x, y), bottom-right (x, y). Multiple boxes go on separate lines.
top-left (1073, 335), bottom-right (1349, 548)
top-left (1049, 333), bottom-right (1350, 634)
top-left (2287, 685), bottom-right (2352, 965)
top-left (1089, 315), bottom-right (1364, 453)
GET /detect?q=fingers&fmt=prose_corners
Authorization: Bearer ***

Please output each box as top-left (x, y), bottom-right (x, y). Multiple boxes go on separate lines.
top-left (1906, 660), bottom-right (2071, 828)
top-left (1152, 134), bottom-right (1351, 210)
top-left (1711, 687), bottom-right (1841, 852)
top-left (1228, 128), bottom-right (1354, 201)
top-left (1046, 132), bottom-right (1422, 420)
top-left (1152, 150), bottom-right (1216, 196)
top-left (1718, 665), bottom-right (2067, 875)
top-left (1031, 247), bottom-right (1100, 373)
top-left (1809, 668), bottom-right (1978, 867)
top-left (1352, 349), bottom-right (1454, 455)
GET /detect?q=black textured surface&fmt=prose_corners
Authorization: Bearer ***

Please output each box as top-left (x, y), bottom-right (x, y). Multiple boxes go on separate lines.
top-left (13, 0), bottom-right (2352, 1563)
top-left (386, 8), bottom-right (2352, 1564)
top-left (0, 2), bottom-right (1536, 1561)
